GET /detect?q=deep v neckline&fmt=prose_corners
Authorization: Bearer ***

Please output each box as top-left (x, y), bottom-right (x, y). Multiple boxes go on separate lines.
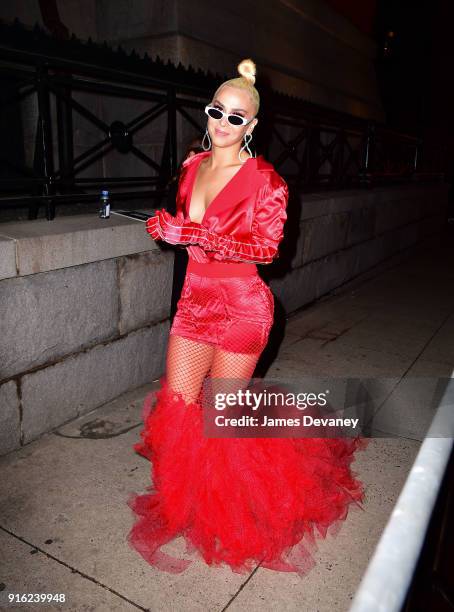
top-left (187, 153), bottom-right (253, 224)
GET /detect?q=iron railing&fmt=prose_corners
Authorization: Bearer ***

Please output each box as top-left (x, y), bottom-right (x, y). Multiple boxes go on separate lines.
top-left (0, 18), bottom-right (447, 221)
top-left (349, 393), bottom-right (454, 612)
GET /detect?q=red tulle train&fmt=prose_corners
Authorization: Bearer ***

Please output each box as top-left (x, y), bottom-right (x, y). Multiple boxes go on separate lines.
top-left (127, 376), bottom-right (368, 576)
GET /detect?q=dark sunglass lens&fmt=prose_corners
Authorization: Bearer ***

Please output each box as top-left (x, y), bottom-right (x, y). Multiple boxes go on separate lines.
top-left (228, 115), bottom-right (244, 126)
top-left (208, 108), bottom-right (223, 119)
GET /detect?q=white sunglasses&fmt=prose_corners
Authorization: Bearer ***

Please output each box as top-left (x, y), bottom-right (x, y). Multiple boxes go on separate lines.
top-left (204, 104), bottom-right (254, 127)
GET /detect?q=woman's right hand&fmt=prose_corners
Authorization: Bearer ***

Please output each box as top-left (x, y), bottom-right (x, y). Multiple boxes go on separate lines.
top-left (157, 210), bottom-right (205, 246)
top-left (146, 211), bottom-right (163, 240)
top-left (145, 208), bottom-right (207, 246)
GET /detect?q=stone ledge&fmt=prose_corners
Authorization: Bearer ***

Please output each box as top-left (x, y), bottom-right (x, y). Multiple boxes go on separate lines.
top-left (0, 210), bottom-right (157, 279)
top-left (0, 185), bottom-right (447, 280)
top-left (299, 182), bottom-right (449, 221)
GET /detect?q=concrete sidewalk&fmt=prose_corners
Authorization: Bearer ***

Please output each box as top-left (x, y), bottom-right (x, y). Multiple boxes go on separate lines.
top-left (1, 228), bottom-right (453, 611)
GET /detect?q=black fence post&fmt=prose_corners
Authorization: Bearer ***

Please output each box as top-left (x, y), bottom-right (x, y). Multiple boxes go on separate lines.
top-left (35, 64), bottom-right (56, 220)
top-left (305, 123), bottom-right (319, 188)
top-left (55, 72), bottom-right (75, 196)
top-left (359, 121), bottom-right (375, 188)
top-left (167, 87), bottom-right (177, 179)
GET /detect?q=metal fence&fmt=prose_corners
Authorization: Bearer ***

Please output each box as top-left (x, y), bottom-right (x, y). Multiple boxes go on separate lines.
top-left (0, 19), bottom-right (447, 221)
top-left (349, 392), bottom-right (454, 612)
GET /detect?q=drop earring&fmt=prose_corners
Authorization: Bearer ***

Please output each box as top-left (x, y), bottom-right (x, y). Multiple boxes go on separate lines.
top-left (239, 132), bottom-right (255, 163)
top-left (202, 127), bottom-right (212, 151)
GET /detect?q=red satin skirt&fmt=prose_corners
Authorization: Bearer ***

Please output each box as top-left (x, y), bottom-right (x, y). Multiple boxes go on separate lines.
top-left (169, 259), bottom-right (274, 354)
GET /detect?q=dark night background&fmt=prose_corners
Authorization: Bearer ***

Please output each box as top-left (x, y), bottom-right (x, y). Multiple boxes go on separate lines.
top-left (325, 0), bottom-right (453, 168)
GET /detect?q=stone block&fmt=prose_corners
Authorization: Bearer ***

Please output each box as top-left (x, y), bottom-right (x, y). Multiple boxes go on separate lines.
top-left (0, 260), bottom-right (119, 380)
top-left (299, 194), bottom-right (327, 221)
top-left (0, 236), bottom-right (16, 280)
top-left (289, 225), bottom-right (306, 269)
top-left (271, 262), bottom-right (320, 315)
top-left (118, 249), bottom-right (174, 333)
top-left (0, 381), bottom-right (20, 456)
top-left (303, 212), bottom-right (349, 262)
top-left (346, 204), bottom-right (375, 246)
top-left (0, 214), bottom-right (154, 276)
top-left (314, 248), bottom-right (359, 298)
top-left (353, 236), bottom-right (386, 276)
top-left (21, 321), bottom-right (169, 444)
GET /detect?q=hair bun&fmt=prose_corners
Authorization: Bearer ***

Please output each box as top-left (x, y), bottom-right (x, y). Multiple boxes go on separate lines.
top-left (237, 58), bottom-right (256, 85)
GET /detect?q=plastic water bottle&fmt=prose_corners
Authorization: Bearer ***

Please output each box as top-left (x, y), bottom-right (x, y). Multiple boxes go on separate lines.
top-left (99, 189), bottom-right (110, 218)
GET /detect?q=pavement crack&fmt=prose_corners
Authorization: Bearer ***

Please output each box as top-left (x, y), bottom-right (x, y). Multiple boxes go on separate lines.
top-left (219, 563), bottom-right (262, 611)
top-left (0, 525), bottom-right (149, 611)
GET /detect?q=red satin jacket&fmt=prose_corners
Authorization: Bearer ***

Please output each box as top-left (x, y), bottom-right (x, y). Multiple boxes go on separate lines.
top-left (175, 151), bottom-right (289, 265)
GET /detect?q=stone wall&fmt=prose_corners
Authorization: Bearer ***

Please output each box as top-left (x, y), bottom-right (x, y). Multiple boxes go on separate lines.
top-left (0, 181), bottom-right (449, 455)
top-left (269, 182), bottom-right (449, 313)
top-left (0, 214), bottom-right (172, 455)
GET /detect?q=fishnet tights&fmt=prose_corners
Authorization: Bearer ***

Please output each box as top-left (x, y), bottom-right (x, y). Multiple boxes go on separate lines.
top-left (166, 334), bottom-right (261, 405)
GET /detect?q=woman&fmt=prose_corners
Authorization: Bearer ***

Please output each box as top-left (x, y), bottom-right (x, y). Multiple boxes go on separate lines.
top-left (127, 59), bottom-right (367, 576)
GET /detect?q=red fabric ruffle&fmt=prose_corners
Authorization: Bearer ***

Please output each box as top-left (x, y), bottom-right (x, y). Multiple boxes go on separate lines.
top-left (127, 376), bottom-right (369, 576)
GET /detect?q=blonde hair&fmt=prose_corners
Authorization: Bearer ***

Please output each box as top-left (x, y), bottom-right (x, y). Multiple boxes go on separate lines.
top-left (212, 58), bottom-right (260, 116)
